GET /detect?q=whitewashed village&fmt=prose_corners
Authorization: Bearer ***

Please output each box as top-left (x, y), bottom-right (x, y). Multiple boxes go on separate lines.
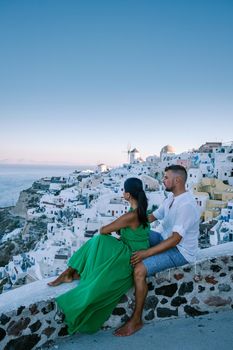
top-left (1, 141), bottom-right (233, 294)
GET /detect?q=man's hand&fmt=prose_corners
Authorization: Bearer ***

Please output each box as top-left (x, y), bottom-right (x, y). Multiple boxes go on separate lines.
top-left (131, 250), bottom-right (148, 266)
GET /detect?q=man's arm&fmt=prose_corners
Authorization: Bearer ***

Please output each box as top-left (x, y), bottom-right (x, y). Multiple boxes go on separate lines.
top-left (131, 232), bottom-right (182, 266)
top-left (148, 213), bottom-right (156, 223)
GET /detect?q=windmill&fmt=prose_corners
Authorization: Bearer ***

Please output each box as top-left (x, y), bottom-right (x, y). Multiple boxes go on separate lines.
top-left (123, 143), bottom-right (131, 163)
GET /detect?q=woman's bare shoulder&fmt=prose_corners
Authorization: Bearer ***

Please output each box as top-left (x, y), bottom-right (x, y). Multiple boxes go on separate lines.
top-left (123, 210), bottom-right (137, 223)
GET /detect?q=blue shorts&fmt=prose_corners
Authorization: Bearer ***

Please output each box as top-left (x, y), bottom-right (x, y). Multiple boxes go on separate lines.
top-left (143, 231), bottom-right (188, 276)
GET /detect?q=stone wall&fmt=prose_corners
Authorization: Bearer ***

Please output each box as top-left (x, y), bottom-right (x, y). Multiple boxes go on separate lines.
top-left (0, 242), bottom-right (233, 349)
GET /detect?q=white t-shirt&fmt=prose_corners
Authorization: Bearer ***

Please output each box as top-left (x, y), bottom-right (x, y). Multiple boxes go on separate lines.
top-left (153, 191), bottom-right (200, 263)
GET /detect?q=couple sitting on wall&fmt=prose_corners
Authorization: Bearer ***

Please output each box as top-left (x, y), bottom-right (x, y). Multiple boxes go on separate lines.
top-left (48, 165), bottom-right (200, 336)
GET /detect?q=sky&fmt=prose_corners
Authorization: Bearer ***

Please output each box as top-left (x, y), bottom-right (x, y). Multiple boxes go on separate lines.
top-left (0, 0), bottom-right (233, 166)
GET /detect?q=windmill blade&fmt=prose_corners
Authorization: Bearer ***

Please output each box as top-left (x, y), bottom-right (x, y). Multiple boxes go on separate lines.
top-left (121, 143), bottom-right (131, 162)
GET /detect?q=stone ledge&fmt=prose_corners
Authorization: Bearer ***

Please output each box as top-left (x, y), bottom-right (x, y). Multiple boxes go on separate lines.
top-left (0, 242), bottom-right (233, 349)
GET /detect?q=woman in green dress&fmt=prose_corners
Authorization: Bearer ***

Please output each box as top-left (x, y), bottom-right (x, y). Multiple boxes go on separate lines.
top-left (48, 177), bottom-right (150, 334)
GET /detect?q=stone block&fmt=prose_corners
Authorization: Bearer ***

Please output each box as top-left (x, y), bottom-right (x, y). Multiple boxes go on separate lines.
top-left (155, 283), bottom-right (178, 297)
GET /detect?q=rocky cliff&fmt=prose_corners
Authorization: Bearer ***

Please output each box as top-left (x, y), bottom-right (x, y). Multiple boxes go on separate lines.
top-left (10, 185), bottom-right (43, 219)
top-left (0, 183), bottom-right (47, 268)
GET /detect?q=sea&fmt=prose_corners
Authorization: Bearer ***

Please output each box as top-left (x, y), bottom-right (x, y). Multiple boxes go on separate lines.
top-left (0, 164), bottom-right (95, 208)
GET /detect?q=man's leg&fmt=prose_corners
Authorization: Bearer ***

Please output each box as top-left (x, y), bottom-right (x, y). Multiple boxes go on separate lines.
top-left (149, 230), bottom-right (163, 246)
top-left (114, 262), bottom-right (147, 336)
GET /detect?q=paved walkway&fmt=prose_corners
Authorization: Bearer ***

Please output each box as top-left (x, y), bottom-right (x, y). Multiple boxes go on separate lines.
top-left (49, 310), bottom-right (233, 350)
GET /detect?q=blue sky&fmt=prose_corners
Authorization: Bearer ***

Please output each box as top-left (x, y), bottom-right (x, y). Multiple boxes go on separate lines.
top-left (0, 0), bottom-right (233, 166)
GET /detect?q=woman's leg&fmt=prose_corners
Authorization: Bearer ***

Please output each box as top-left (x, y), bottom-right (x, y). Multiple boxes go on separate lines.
top-left (48, 266), bottom-right (80, 286)
top-left (48, 236), bottom-right (96, 286)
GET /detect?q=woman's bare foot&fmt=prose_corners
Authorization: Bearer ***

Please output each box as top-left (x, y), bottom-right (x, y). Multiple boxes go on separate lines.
top-left (47, 274), bottom-right (73, 286)
top-left (47, 267), bottom-right (79, 286)
top-left (73, 271), bottom-right (80, 280)
top-left (114, 319), bottom-right (143, 337)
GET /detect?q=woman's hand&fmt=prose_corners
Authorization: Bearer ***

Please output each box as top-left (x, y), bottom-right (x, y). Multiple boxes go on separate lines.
top-left (130, 250), bottom-right (149, 266)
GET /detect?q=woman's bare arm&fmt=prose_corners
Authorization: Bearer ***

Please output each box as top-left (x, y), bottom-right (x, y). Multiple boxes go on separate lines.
top-left (100, 212), bottom-right (135, 235)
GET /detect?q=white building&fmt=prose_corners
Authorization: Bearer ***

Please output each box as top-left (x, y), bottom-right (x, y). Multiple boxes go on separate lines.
top-left (186, 168), bottom-right (203, 190)
top-left (145, 155), bottom-right (160, 164)
top-left (130, 148), bottom-right (141, 164)
top-left (214, 144), bottom-right (233, 185)
top-left (193, 192), bottom-right (209, 214)
top-left (141, 174), bottom-right (159, 191)
top-left (97, 163), bottom-right (108, 173)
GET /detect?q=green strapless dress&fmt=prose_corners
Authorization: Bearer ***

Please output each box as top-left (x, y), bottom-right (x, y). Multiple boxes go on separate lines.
top-left (56, 224), bottom-right (149, 334)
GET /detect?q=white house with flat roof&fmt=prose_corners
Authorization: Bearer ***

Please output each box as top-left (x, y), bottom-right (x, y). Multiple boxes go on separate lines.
top-left (186, 168), bottom-right (203, 190)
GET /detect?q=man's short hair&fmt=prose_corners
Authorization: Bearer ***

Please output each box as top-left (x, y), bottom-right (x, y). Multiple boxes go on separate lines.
top-left (165, 165), bottom-right (187, 183)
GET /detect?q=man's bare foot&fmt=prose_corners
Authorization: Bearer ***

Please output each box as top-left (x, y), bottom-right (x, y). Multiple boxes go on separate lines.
top-left (114, 319), bottom-right (143, 337)
top-left (47, 267), bottom-right (79, 286)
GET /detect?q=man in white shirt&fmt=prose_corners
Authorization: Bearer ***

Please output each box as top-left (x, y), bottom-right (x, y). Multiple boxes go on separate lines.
top-left (115, 165), bottom-right (200, 337)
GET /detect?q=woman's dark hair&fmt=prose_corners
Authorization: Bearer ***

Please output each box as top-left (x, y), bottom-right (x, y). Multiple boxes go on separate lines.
top-left (124, 177), bottom-right (148, 228)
